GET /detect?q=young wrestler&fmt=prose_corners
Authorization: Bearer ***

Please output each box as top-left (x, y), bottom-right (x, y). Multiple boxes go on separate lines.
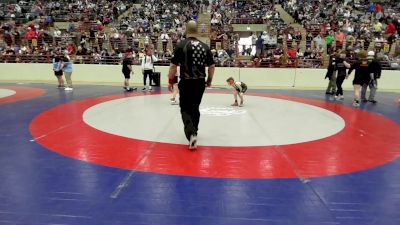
top-left (169, 68), bottom-right (179, 105)
top-left (226, 77), bottom-right (247, 107)
top-left (122, 53), bottom-right (136, 91)
top-left (347, 50), bottom-right (370, 107)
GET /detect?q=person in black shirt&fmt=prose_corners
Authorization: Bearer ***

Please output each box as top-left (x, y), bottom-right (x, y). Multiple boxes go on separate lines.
top-left (168, 20), bottom-right (215, 150)
top-left (122, 53), bottom-right (136, 91)
top-left (334, 52), bottom-right (351, 100)
top-left (361, 51), bottom-right (382, 103)
top-left (348, 51), bottom-right (370, 107)
top-left (325, 55), bottom-right (337, 95)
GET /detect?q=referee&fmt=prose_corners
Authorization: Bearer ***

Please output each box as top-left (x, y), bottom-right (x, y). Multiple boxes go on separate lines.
top-left (168, 20), bottom-right (215, 150)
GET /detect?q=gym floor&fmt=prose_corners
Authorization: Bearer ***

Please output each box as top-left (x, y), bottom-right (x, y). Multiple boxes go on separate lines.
top-left (0, 83), bottom-right (399, 225)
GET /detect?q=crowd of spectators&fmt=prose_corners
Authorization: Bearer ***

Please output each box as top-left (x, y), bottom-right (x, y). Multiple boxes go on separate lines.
top-left (208, 0), bottom-right (294, 67)
top-left (113, 0), bottom-right (203, 56)
top-left (0, 0), bottom-right (135, 64)
top-left (284, 0), bottom-right (400, 68)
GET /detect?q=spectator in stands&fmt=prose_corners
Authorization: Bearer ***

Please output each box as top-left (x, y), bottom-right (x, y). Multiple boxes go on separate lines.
top-left (251, 32), bottom-right (257, 50)
top-left (325, 31), bottom-right (334, 54)
top-left (255, 35), bottom-right (263, 57)
top-left (335, 30), bottom-right (345, 50)
top-left (373, 19), bottom-right (383, 37)
top-left (261, 31), bottom-right (269, 52)
top-left (385, 19), bottom-right (397, 36)
top-left (160, 30), bottom-right (170, 52)
top-left (25, 27), bottom-right (37, 47)
top-left (287, 48), bottom-right (297, 59)
top-left (294, 30), bottom-right (302, 47)
top-left (53, 28), bottom-right (61, 37)
top-left (313, 33), bottom-right (322, 50)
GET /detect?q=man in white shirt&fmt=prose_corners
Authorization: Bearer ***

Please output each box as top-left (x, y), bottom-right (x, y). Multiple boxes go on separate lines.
top-left (141, 44), bottom-right (158, 91)
top-left (160, 31), bottom-right (170, 52)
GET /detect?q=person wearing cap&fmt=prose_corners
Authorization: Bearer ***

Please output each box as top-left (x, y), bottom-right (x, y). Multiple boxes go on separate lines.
top-left (226, 77), bottom-right (247, 106)
top-left (347, 50), bottom-right (370, 107)
top-left (167, 20), bottom-right (215, 150)
top-left (361, 51), bottom-right (382, 103)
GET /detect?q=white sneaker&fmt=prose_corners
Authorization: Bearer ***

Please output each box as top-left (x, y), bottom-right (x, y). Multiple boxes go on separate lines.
top-left (189, 135), bottom-right (197, 150)
top-left (339, 95), bottom-right (344, 100)
top-left (64, 87), bottom-right (73, 91)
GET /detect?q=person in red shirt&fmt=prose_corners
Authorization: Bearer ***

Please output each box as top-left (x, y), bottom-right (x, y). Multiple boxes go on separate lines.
top-left (375, 3), bottom-right (382, 13)
top-left (385, 20), bottom-right (396, 35)
top-left (25, 28), bottom-right (37, 40)
top-left (66, 43), bottom-right (75, 55)
top-left (287, 48), bottom-right (297, 58)
top-left (336, 31), bottom-right (345, 49)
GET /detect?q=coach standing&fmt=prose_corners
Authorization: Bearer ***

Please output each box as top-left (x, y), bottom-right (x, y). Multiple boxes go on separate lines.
top-left (168, 20), bottom-right (215, 150)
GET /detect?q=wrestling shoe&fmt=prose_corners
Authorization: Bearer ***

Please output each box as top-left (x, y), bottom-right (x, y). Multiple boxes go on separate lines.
top-left (125, 88), bottom-right (134, 92)
top-left (189, 135), bottom-right (197, 150)
top-left (231, 102), bottom-right (239, 106)
top-left (170, 98), bottom-right (178, 105)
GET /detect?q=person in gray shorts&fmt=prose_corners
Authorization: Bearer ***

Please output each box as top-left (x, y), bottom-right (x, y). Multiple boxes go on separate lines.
top-left (226, 77), bottom-right (247, 107)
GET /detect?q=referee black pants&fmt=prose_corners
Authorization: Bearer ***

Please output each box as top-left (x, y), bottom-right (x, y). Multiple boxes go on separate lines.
top-left (178, 78), bottom-right (206, 140)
